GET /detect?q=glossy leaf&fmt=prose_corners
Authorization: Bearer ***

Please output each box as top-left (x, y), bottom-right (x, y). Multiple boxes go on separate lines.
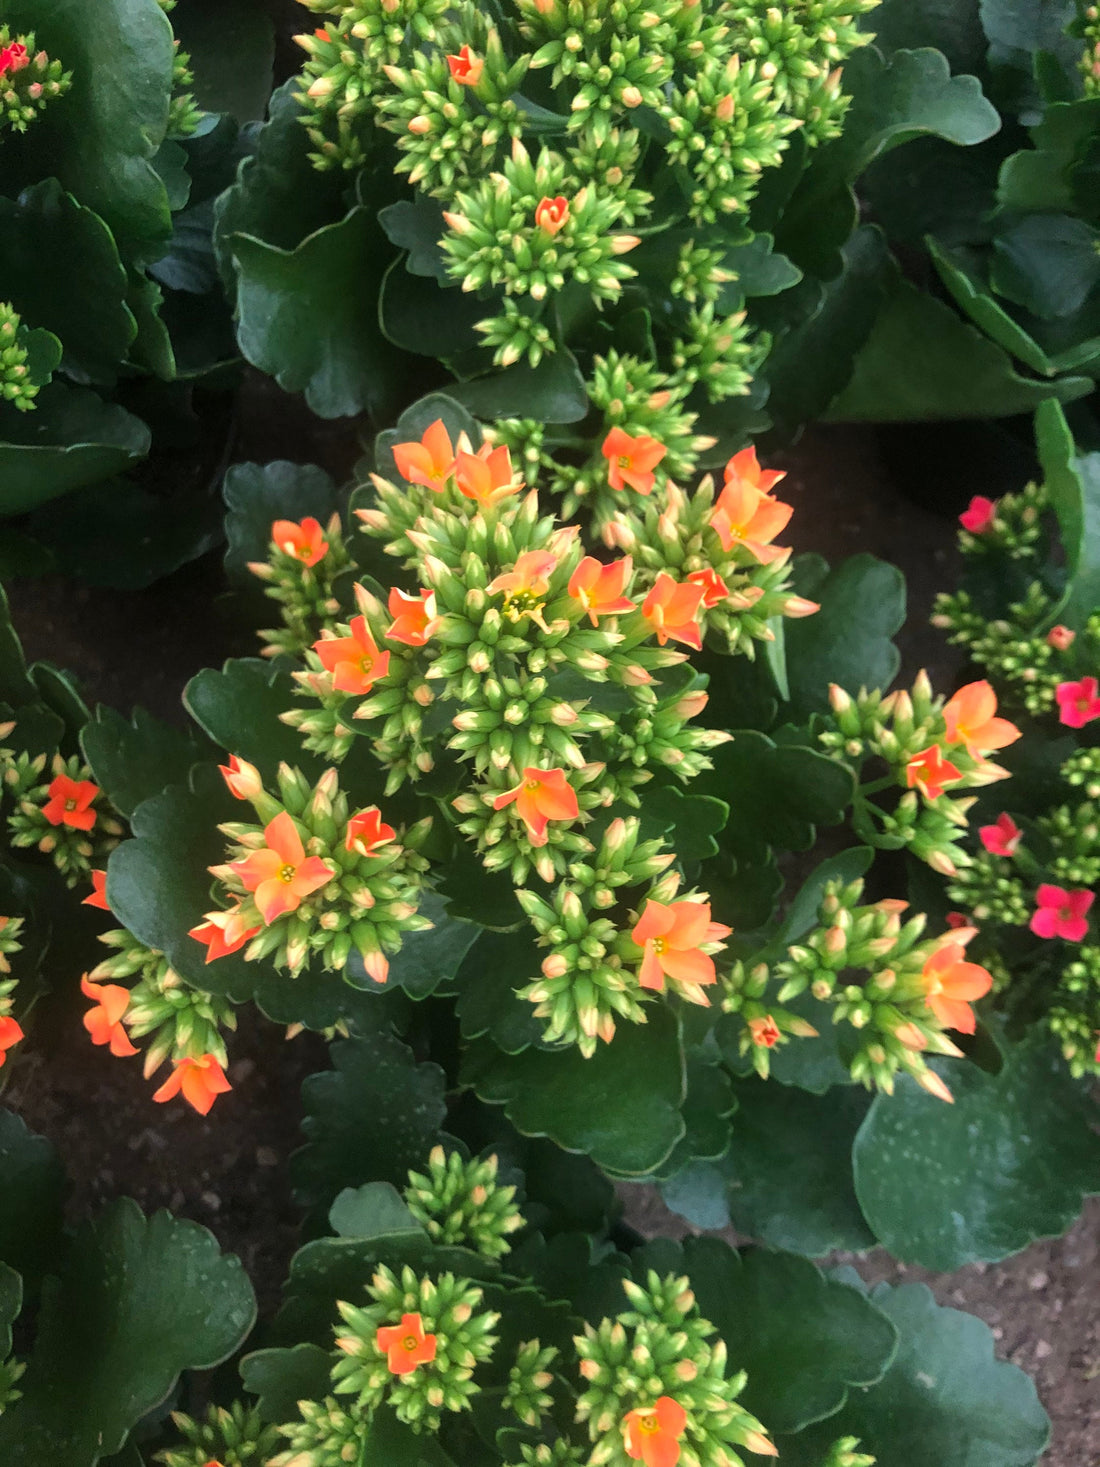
top-left (241, 1342), bottom-right (333, 1425)
top-left (222, 460), bottom-right (342, 592)
top-left (379, 197), bottom-right (451, 281)
top-left (997, 97), bottom-right (1100, 214)
top-left (871, 0), bottom-right (987, 72)
top-left (0, 1110), bottom-right (66, 1289)
top-left (347, 890), bottom-right (480, 999)
top-left (183, 658), bottom-right (323, 779)
top-left (379, 261), bottom-right (487, 358)
top-left (81, 705), bottom-right (215, 818)
top-left (929, 238), bottom-right (1060, 378)
top-left (0, 385), bottom-right (150, 517)
top-left (446, 350), bottom-right (589, 424)
top-left (991, 213), bottom-right (1100, 319)
top-left (1035, 396), bottom-right (1100, 628)
top-left (784, 553), bottom-right (906, 715)
top-left (455, 927), bottom-right (545, 1054)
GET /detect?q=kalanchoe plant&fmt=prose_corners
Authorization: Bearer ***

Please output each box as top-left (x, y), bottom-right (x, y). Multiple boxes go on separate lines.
top-left (0, 27), bottom-right (70, 134)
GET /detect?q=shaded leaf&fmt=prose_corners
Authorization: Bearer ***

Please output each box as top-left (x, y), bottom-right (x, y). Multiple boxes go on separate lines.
top-left (172, 0), bottom-right (275, 124)
top-left (784, 553), bottom-right (906, 715)
top-left (222, 460), bottom-right (342, 592)
top-left (991, 213), bottom-right (1100, 319)
top-left (80, 705), bottom-right (215, 819)
top-left (0, 1110), bottom-right (66, 1290)
top-left (446, 350), bottom-right (588, 424)
top-left (183, 658), bottom-right (323, 780)
top-left (1035, 395), bottom-right (1100, 627)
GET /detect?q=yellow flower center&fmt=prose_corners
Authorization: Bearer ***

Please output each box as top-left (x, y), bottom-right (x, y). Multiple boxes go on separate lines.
top-left (403, 1334), bottom-right (419, 1350)
top-left (279, 864), bottom-right (296, 883)
top-left (618, 455), bottom-right (631, 469)
top-left (651, 937), bottom-right (667, 955)
top-left (65, 799), bottom-right (77, 811)
top-left (635, 1411), bottom-right (659, 1435)
top-left (525, 779), bottom-right (542, 791)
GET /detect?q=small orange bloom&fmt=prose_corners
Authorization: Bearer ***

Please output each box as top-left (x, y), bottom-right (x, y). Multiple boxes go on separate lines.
top-left (686, 567), bottom-right (730, 608)
top-left (624, 1396), bottom-right (687, 1467)
top-left (152, 1054), bottom-right (232, 1116)
top-left (602, 427), bottom-right (667, 495)
top-left (42, 774), bottom-right (99, 831)
top-left (346, 807), bottom-right (397, 857)
top-left (568, 555), bottom-right (634, 625)
top-left (906, 745), bottom-right (961, 800)
top-left (632, 899), bottom-right (731, 994)
top-left (493, 767), bottom-right (579, 845)
top-left (219, 754), bottom-right (264, 801)
top-left (189, 905), bottom-right (261, 963)
top-left (314, 616), bottom-right (391, 695)
top-left (748, 1014), bottom-right (781, 1047)
top-left (83, 869), bottom-right (110, 910)
top-left (386, 587), bottom-right (440, 646)
top-left (81, 975), bottom-right (138, 1057)
top-left (0, 1016), bottom-right (23, 1068)
top-left (535, 195), bottom-right (569, 235)
top-left (446, 44), bottom-right (483, 85)
top-left (271, 517), bottom-right (327, 567)
top-left (453, 443), bottom-right (520, 506)
top-left (392, 419), bottom-right (456, 490)
top-left (488, 549), bottom-right (559, 603)
top-left (710, 478), bottom-right (792, 563)
top-left (228, 811), bottom-right (333, 924)
top-left (641, 573), bottom-right (705, 650)
top-left (942, 680), bottom-right (1020, 756)
top-left (377, 1312), bottom-right (438, 1375)
top-left (922, 934), bottom-right (993, 1034)
top-left (723, 445), bottom-right (786, 495)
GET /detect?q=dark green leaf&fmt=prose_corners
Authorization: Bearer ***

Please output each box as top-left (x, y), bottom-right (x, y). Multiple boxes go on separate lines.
top-left (222, 460), bottom-right (341, 591)
top-left (172, 0), bottom-right (275, 124)
top-left (777, 847), bottom-right (876, 947)
top-left (870, 0), bottom-right (988, 73)
top-left (991, 213), bottom-right (1100, 318)
top-left (379, 260), bottom-right (487, 357)
top-left (997, 97), bottom-right (1100, 215)
top-left (347, 890), bottom-right (479, 999)
top-left (979, 0), bottom-right (1078, 70)
top-left (929, 239), bottom-right (1060, 377)
top-left (329, 1182), bottom-right (422, 1240)
top-left (863, 136), bottom-right (1004, 248)
top-left (183, 658), bottom-right (323, 779)
top-left (720, 232), bottom-right (802, 298)
top-left (0, 1110), bottom-right (66, 1289)
top-left (0, 1262), bottom-right (20, 1358)
top-left (370, 392), bottom-right (482, 484)
top-left (639, 783), bottom-right (730, 861)
top-left (446, 350), bottom-right (588, 424)
top-left (80, 704), bottom-right (215, 818)
top-left (649, 1053), bottom-right (736, 1180)
top-left (1035, 396), bottom-right (1100, 628)
top-left (783, 553), bottom-right (905, 715)
top-left (378, 198), bottom-right (451, 281)
top-left (455, 927), bottom-right (545, 1054)
top-left (241, 1343), bottom-right (333, 1424)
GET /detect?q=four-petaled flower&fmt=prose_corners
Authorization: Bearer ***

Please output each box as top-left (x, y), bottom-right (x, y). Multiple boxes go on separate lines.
top-left (189, 905), bottom-right (262, 962)
top-left (942, 680), bottom-right (1020, 756)
top-left (1056, 676), bottom-right (1100, 729)
top-left (1030, 884), bottom-right (1094, 942)
top-left (0, 43), bottom-right (28, 76)
top-left (979, 812), bottom-right (1022, 858)
top-left (346, 807), bottom-right (396, 857)
top-left (83, 869), bottom-right (110, 910)
top-left (393, 419), bottom-right (456, 490)
top-left (488, 549), bottom-right (559, 626)
top-left (386, 587), bottom-right (440, 646)
top-left (152, 1054), bottom-right (232, 1116)
top-left (535, 195), bottom-right (569, 235)
top-left (0, 1016), bottom-right (23, 1068)
top-left (905, 745), bottom-right (961, 800)
top-left (959, 495), bottom-right (996, 533)
top-left (376, 1312), bottom-right (438, 1376)
top-left (80, 975), bottom-right (138, 1057)
top-left (568, 555), bottom-right (634, 625)
top-left (921, 932), bottom-right (993, 1034)
top-left (632, 898), bottom-right (731, 996)
top-left (446, 44), bottom-right (483, 86)
top-left (271, 517), bottom-right (327, 566)
top-left (602, 427), bottom-right (667, 495)
top-left (314, 616), bottom-right (391, 695)
top-left (623, 1396), bottom-right (688, 1467)
top-left (641, 573), bottom-right (705, 650)
top-left (219, 754), bottom-right (263, 801)
top-left (709, 476), bottom-right (792, 563)
top-left (1047, 625), bottom-right (1075, 652)
top-left (686, 567), bottom-right (730, 607)
top-left (493, 767), bottom-right (579, 845)
top-left (227, 811), bottom-right (333, 924)
top-left (748, 1014), bottom-right (781, 1047)
top-left (453, 443), bottom-right (520, 505)
top-left (42, 774), bottom-right (99, 830)
top-left (723, 445), bottom-right (786, 497)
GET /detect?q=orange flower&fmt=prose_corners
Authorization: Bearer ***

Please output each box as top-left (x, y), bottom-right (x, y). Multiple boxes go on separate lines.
top-left (376, 1312), bottom-right (438, 1375)
top-left (219, 754), bottom-right (263, 801)
top-left (152, 1054), bottom-right (232, 1116)
top-left (921, 934), bottom-right (993, 1034)
top-left (392, 419), bottom-right (456, 490)
top-left (488, 550), bottom-right (559, 607)
top-left (346, 807), bottom-right (396, 857)
top-left (641, 573), bottom-right (705, 650)
top-left (314, 616), bottom-right (391, 695)
top-left (453, 443), bottom-right (520, 506)
top-left (493, 767), bottom-right (579, 845)
top-left (0, 1016), bottom-right (23, 1068)
top-left (905, 745), bottom-right (961, 800)
top-left (386, 587), bottom-right (440, 646)
top-left (83, 869), bottom-right (110, 910)
top-left (602, 427), bottom-right (667, 495)
top-left (81, 975), bottom-right (138, 1057)
top-left (42, 774), bottom-right (99, 831)
top-left (632, 898), bottom-right (731, 994)
top-left (624, 1396), bottom-right (687, 1467)
top-left (271, 517), bottom-right (327, 567)
top-left (446, 44), bottom-right (483, 85)
top-left (568, 555), bottom-right (634, 625)
top-left (228, 811), bottom-right (333, 924)
top-left (748, 1014), bottom-right (780, 1047)
top-left (723, 444), bottom-right (786, 494)
top-left (942, 680), bottom-right (1020, 756)
top-left (535, 195), bottom-right (569, 235)
top-left (686, 567), bottom-right (730, 608)
top-left (189, 906), bottom-right (261, 963)
top-left (710, 478), bottom-right (792, 562)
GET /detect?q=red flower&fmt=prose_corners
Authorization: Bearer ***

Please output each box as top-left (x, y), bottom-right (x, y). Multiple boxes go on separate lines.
top-left (0, 1016), bottom-right (23, 1068)
top-left (376, 1312), bottom-right (437, 1375)
top-left (0, 43), bottom-right (28, 76)
top-left (386, 587), bottom-right (440, 646)
top-left (979, 812), bottom-right (1021, 858)
top-left (393, 419), bottom-right (455, 490)
top-left (1030, 884), bottom-right (1094, 942)
top-left (944, 911), bottom-right (971, 929)
top-left (568, 556), bottom-right (634, 625)
top-left (189, 905), bottom-right (261, 963)
top-left (602, 427), bottom-right (667, 495)
top-left (492, 767), bottom-right (579, 845)
top-left (152, 1055), bottom-right (232, 1116)
top-left (959, 496), bottom-right (996, 533)
top-left (685, 567), bottom-right (730, 608)
top-left (219, 754), bottom-right (263, 801)
top-left (921, 935), bottom-right (993, 1034)
top-left (535, 195), bottom-right (569, 236)
top-left (446, 44), bottom-right (483, 85)
top-left (82, 869), bottom-right (110, 910)
top-left (641, 573), bottom-right (705, 651)
top-left (942, 681), bottom-right (1020, 756)
top-left (228, 811), bottom-right (334, 924)
top-left (624, 1396), bottom-right (687, 1467)
top-left (748, 1014), bottom-right (781, 1047)
top-left (81, 976), bottom-right (138, 1057)
top-left (314, 616), bottom-right (391, 696)
top-left (1047, 625), bottom-right (1075, 652)
top-left (1056, 676), bottom-right (1100, 729)
top-left (42, 774), bottom-right (99, 831)
top-left (905, 745), bottom-right (961, 800)
top-left (632, 898), bottom-right (731, 995)
top-left (346, 807), bottom-right (396, 857)
top-left (453, 443), bottom-right (520, 505)
top-left (271, 517), bottom-right (327, 567)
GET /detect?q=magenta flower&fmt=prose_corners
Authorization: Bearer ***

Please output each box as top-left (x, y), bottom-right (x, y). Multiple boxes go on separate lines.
top-left (959, 496), bottom-right (996, 533)
top-left (979, 812), bottom-right (1021, 858)
top-left (1029, 885), bottom-right (1094, 942)
top-left (1056, 677), bottom-right (1100, 729)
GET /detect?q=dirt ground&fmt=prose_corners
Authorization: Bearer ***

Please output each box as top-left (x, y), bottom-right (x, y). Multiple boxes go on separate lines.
top-left (3, 414), bottom-right (1095, 1462)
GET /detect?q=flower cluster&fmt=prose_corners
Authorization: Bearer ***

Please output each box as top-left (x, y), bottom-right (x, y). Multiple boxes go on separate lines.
top-left (0, 27), bottom-right (71, 134)
top-left (2, 749), bottom-right (125, 886)
top-left (249, 513), bottom-right (354, 658)
top-left (0, 303), bottom-right (44, 414)
top-left (155, 1401), bottom-right (281, 1467)
top-left (1073, 1), bottom-right (1100, 94)
top-left (403, 1145), bottom-right (524, 1257)
top-left (0, 915), bottom-right (24, 1072)
top-left (155, 0), bottom-right (203, 136)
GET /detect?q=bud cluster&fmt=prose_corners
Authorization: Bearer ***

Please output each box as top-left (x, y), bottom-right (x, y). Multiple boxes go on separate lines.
top-left (0, 303), bottom-right (44, 414)
top-left (0, 916), bottom-right (24, 1071)
top-left (1073, 1), bottom-right (1100, 94)
top-left (270, 1396), bottom-right (370, 1467)
top-left (156, 1401), bottom-right (282, 1467)
top-left (0, 1353), bottom-right (23, 1417)
top-left (820, 1439), bottom-right (876, 1467)
top-left (155, 0), bottom-right (203, 136)
top-left (0, 28), bottom-right (71, 134)
top-left (2, 749), bottom-right (124, 886)
top-left (403, 1145), bottom-right (524, 1257)
top-left (503, 1337), bottom-right (558, 1429)
top-left (250, 513), bottom-right (354, 658)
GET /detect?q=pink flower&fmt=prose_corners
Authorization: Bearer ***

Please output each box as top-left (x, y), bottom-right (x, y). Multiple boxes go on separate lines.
top-left (979, 812), bottom-right (1021, 858)
top-left (1029, 884), bottom-right (1094, 942)
top-left (1047, 625), bottom-right (1075, 652)
top-left (1056, 677), bottom-right (1100, 729)
top-left (959, 496), bottom-right (996, 533)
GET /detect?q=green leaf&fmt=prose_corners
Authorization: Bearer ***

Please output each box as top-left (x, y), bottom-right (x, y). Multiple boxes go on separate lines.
top-left (446, 350), bottom-right (589, 424)
top-left (461, 1006), bottom-right (685, 1177)
top-left (862, 136), bottom-right (1004, 248)
top-left (230, 206), bottom-right (414, 419)
top-left (649, 1052), bottom-right (737, 1180)
top-left (4, 0), bottom-right (176, 262)
top-left (0, 384), bottom-right (150, 517)
top-left (853, 1039), bottom-right (1100, 1269)
top-left (0, 586), bottom-right (36, 706)
top-left (0, 1262), bottom-right (20, 1359)
top-left (719, 232), bottom-right (802, 298)
top-left (172, 0), bottom-right (275, 124)
top-left (291, 1033), bottom-right (448, 1221)
top-left (241, 1343), bottom-right (333, 1425)
top-left (639, 783), bottom-right (730, 861)
top-left (222, 460), bottom-right (341, 591)
top-left (80, 704), bottom-right (215, 818)
top-left (329, 1182), bottom-right (422, 1240)
top-left (825, 278), bottom-right (1093, 421)
top-left (347, 890), bottom-right (480, 999)
top-left (0, 1110), bottom-right (66, 1289)
top-left (775, 1279), bottom-right (1051, 1467)
top-left (783, 553), bottom-right (905, 715)
top-left (979, 0), bottom-right (1078, 69)
top-left (1036, 397), bottom-right (1100, 628)
top-left (370, 392), bottom-right (482, 484)
top-left (379, 260), bottom-right (487, 358)
top-left (455, 928), bottom-right (545, 1055)
top-left (870, 0), bottom-right (988, 73)
top-left (777, 847), bottom-right (876, 948)
top-left (183, 658), bottom-right (323, 780)
top-left (991, 213), bottom-right (1100, 319)
top-left (997, 97), bottom-right (1100, 214)
top-left (929, 238), bottom-right (1061, 377)
top-left (0, 1198), bottom-right (256, 1467)
top-left (378, 197), bottom-right (451, 281)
